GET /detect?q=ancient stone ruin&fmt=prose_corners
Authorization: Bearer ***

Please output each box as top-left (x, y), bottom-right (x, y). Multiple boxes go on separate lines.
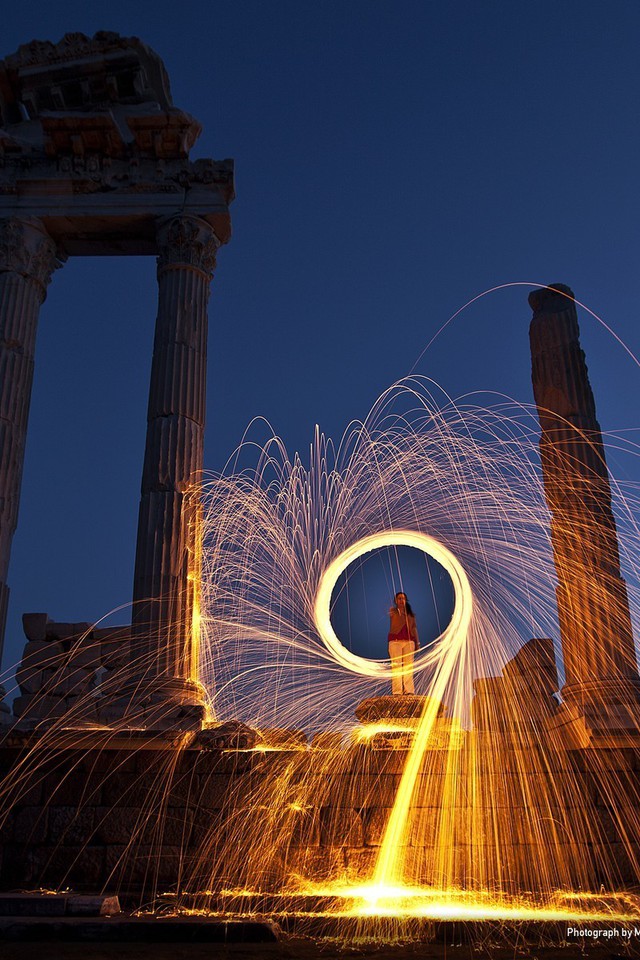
top-left (0, 35), bottom-right (640, 908)
top-left (0, 32), bottom-right (233, 727)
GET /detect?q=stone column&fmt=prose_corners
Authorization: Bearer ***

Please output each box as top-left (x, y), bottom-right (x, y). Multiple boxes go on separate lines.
top-left (130, 215), bottom-right (219, 726)
top-left (0, 218), bottom-right (60, 668)
top-left (529, 284), bottom-right (640, 720)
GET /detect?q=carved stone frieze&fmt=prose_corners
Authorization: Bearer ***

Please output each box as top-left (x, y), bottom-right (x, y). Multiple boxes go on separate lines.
top-left (0, 155), bottom-right (234, 199)
top-left (0, 218), bottom-right (61, 298)
top-left (156, 216), bottom-right (220, 279)
top-left (1, 32), bottom-right (173, 121)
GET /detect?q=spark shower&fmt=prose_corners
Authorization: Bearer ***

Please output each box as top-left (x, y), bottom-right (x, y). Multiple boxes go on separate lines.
top-left (192, 369), bottom-right (640, 919)
top-left (3, 293), bottom-right (640, 932)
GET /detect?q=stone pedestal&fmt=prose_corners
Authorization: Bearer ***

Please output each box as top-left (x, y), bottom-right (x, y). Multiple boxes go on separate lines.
top-left (129, 215), bottom-right (220, 727)
top-left (553, 678), bottom-right (640, 748)
top-left (354, 696), bottom-right (463, 750)
top-left (0, 218), bottom-right (60, 665)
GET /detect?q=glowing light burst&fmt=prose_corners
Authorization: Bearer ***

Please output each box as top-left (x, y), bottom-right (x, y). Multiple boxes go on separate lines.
top-left (198, 377), bottom-right (640, 731)
top-left (303, 882), bottom-right (635, 922)
top-left (198, 378), bottom-right (572, 728)
top-left (191, 375), bottom-right (640, 913)
top-left (313, 530), bottom-right (472, 678)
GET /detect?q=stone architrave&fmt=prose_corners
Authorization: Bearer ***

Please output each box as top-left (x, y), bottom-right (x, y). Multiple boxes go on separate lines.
top-left (129, 215), bottom-right (219, 722)
top-left (529, 284), bottom-right (640, 721)
top-left (0, 218), bottom-right (60, 664)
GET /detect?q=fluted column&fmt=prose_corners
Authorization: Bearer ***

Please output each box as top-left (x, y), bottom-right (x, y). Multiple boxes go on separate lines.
top-left (130, 215), bottom-right (219, 723)
top-left (0, 218), bottom-right (60, 667)
top-left (529, 284), bottom-right (640, 716)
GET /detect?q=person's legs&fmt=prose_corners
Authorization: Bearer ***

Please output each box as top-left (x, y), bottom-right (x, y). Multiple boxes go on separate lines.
top-left (389, 640), bottom-right (404, 695)
top-left (401, 640), bottom-right (415, 694)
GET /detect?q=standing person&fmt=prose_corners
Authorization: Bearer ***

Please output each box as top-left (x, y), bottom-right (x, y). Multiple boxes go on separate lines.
top-left (388, 592), bottom-right (419, 695)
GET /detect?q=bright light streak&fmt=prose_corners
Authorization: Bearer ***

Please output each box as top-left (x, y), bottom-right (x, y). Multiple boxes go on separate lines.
top-left (313, 530), bottom-right (473, 677)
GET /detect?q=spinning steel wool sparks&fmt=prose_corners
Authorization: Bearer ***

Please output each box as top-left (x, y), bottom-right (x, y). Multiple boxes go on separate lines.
top-left (1, 30), bottom-right (640, 930)
top-left (190, 365), bottom-right (640, 913)
top-left (2, 305), bottom-right (640, 927)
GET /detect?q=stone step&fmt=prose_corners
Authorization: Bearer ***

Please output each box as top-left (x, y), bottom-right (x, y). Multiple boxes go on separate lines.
top-left (0, 893), bottom-right (120, 917)
top-left (0, 916), bottom-right (280, 942)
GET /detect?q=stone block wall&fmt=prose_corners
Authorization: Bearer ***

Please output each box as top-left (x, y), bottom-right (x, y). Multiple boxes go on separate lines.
top-left (1, 731), bottom-right (640, 902)
top-left (10, 614), bottom-right (130, 723)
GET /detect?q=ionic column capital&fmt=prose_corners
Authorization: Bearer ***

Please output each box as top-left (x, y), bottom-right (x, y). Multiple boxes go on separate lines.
top-left (0, 218), bottom-right (63, 302)
top-left (156, 215), bottom-right (220, 281)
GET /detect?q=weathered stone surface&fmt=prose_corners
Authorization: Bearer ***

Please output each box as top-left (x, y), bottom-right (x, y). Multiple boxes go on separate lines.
top-left (93, 805), bottom-right (175, 846)
top-left (0, 30), bottom-right (233, 692)
top-left (15, 640), bottom-right (62, 699)
top-left (21, 613), bottom-right (49, 641)
top-left (257, 727), bottom-right (307, 748)
top-left (94, 625), bottom-right (131, 670)
top-left (0, 684), bottom-right (11, 721)
top-left (101, 769), bottom-right (168, 808)
top-left (16, 664), bottom-right (53, 694)
top-left (2, 739), bottom-right (640, 893)
top-left (39, 844), bottom-right (106, 889)
top-left (356, 695), bottom-right (433, 723)
top-left (128, 213), bottom-right (224, 724)
top-left (45, 621), bottom-right (91, 642)
top-left (95, 694), bottom-right (146, 725)
top-left (48, 805), bottom-right (96, 845)
top-left (41, 769), bottom-right (103, 807)
top-left (142, 699), bottom-right (206, 730)
top-left (361, 806), bottom-right (392, 846)
top-left (343, 847), bottom-right (378, 880)
top-left (13, 623), bottom-right (104, 715)
top-left (21, 638), bottom-right (64, 663)
top-left (0, 891), bottom-right (125, 924)
top-left (187, 773), bottom-right (238, 809)
top-left (46, 667), bottom-right (95, 696)
top-left (0, 218), bottom-right (61, 668)
top-left (473, 638), bottom-right (560, 733)
top-left (10, 806), bottom-right (48, 843)
top-left (12, 694), bottom-right (65, 719)
top-left (287, 806), bottom-right (321, 848)
top-left (66, 643), bottom-right (102, 670)
top-left (319, 806), bottom-right (364, 847)
top-left (197, 720), bottom-right (259, 751)
top-left (529, 284), bottom-right (640, 720)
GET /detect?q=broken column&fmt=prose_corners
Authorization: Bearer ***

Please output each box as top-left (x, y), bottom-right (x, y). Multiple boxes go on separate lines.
top-left (0, 218), bottom-right (60, 666)
top-left (529, 284), bottom-right (640, 727)
top-left (129, 215), bottom-right (219, 726)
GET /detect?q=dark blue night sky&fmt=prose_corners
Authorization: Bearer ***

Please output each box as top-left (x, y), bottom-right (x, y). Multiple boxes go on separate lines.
top-left (332, 547), bottom-right (455, 661)
top-left (2, 2), bottom-right (640, 685)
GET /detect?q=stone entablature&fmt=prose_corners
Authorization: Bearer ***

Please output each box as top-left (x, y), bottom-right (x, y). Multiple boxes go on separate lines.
top-left (0, 154), bottom-right (233, 256)
top-left (0, 33), bottom-right (234, 256)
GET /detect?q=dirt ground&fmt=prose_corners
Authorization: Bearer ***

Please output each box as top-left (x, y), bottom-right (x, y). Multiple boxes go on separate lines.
top-left (0, 938), bottom-right (638, 960)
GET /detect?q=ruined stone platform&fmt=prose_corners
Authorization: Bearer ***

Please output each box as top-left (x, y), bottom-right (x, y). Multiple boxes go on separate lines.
top-left (2, 722), bottom-right (640, 897)
top-left (0, 892), bottom-right (120, 917)
top-left (355, 695), bottom-right (437, 723)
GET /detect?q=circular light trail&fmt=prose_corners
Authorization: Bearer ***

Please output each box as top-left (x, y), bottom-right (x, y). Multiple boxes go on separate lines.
top-left (313, 529), bottom-right (473, 678)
